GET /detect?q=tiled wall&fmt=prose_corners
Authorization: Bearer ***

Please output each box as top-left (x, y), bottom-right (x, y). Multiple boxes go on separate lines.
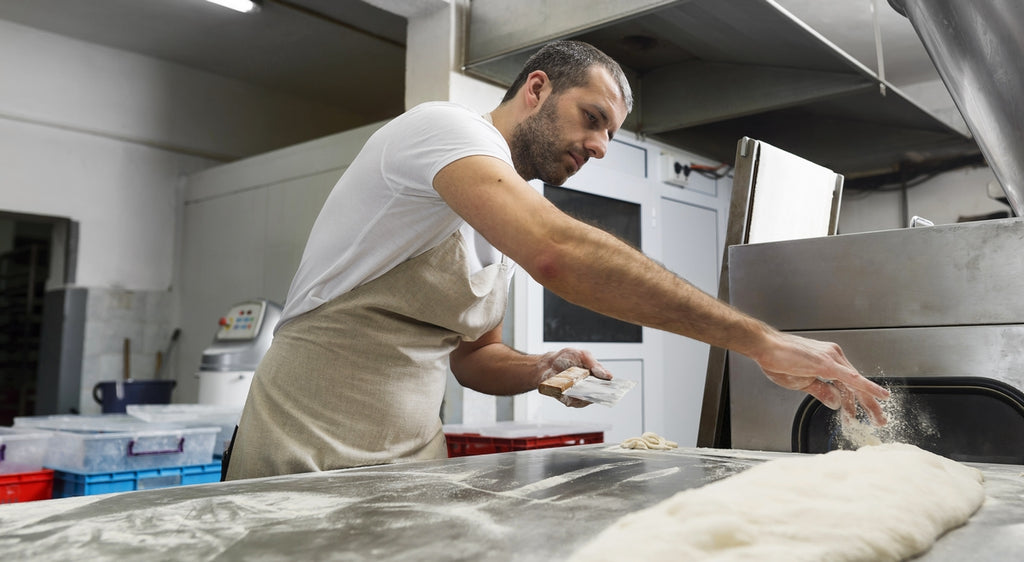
top-left (79, 288), bottom-right (177, 414)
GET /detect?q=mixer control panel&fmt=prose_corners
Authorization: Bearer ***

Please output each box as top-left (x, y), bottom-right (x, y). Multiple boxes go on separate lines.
top-left (217, 301), bottom-right (266, 341)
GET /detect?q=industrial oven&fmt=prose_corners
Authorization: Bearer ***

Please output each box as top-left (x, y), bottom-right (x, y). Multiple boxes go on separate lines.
top-left (727, 218), bottom-right (1024, 464)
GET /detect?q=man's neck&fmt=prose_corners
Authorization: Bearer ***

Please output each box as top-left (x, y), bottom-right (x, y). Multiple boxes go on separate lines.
top-left (488, 104), bottom-right (517, 147)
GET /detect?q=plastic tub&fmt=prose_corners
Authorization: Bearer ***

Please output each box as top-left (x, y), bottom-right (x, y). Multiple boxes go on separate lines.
top-left (44, 426), bottom-right (220, 473)
top-left (52, 462), bottom-right (221, 497)
top-left (443, 421), bottom-right (606, 457)
top-left (0, 428), bottom-right (53, 474)
top-left (0, 469), bottom-right (54, 503)
top-left (14, 414), bottom-right (185, 434)
top-left (126, 404), bottom-right (241, 456)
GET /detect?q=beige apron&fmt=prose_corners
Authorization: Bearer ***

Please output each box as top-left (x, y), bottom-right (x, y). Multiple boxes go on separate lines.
top-left (225, 230), bottom-right (508, 479)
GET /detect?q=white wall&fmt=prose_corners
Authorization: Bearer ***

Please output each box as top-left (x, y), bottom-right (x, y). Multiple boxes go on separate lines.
top-left (0, 18), bottom-right (378, 289)
top-left (0, 18), bottom-right (362, 412)
top-left (840, 165), bottom-right (1009, 234)
top-left (175, 123), bottom-right (386, 402)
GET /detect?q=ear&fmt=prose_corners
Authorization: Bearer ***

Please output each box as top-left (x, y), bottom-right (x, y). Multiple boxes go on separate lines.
top-left (522, 70), bottom-right (549, 110)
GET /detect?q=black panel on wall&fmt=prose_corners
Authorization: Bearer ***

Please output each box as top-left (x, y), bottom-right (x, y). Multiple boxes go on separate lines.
top-left (542, 184), bottom-right (642, 343)
top-left (36, 287), bottom-right (87, 415)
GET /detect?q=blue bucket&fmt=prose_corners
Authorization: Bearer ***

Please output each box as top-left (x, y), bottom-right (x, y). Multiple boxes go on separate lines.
top-left (92, 380), bottom-right (177, 414)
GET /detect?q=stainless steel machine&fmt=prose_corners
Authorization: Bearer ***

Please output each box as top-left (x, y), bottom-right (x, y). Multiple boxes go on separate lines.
top-left (727, 219), bottom-right (1024, 464)
top-left (196, 298), bottom-right (281, 409)
top-left (723, 0), bottom-right (1024, 464)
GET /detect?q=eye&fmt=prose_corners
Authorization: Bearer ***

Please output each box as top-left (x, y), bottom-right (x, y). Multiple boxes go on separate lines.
top-left (584, 111), bottom-right (598, 124)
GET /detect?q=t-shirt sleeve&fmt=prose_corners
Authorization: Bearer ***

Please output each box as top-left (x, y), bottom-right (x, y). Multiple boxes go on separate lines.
top-left (379, 104), bottom-right (513, 195)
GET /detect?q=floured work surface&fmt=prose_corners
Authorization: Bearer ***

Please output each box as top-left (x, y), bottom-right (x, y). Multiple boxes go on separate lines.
top-left (0, 445), bottom-right (1019, 561)
top-left (570, 444), bottom-right (985, 562)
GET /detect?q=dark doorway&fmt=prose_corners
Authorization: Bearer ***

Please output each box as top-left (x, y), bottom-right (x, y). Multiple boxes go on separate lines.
top-left (0, 211), bottom-right (76, 424)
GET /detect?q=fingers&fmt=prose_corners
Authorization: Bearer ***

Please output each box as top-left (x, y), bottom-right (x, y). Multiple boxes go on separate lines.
top-left (858, 389), bottom-right (888, 426)
top-left (558, 394), bottom-right (592, 408)
top-left (816, 345), bottom-right (890, 402)
top-left (574, 348), bottom-right (612, 380)
top-left (544, 348), bottom-right (613, 380)
top-left (839, 385), bottom-right (858, 421)
top-left (808, 379), bottom-right (888, 426)
top-left (822, 367), bottom-right (889, 426)
top-left (766, 334), bottom-right (889, 425)
top-left (587, 362), bottom-right (613, 380)
top-left (804, 379), bottom-right (842, 410)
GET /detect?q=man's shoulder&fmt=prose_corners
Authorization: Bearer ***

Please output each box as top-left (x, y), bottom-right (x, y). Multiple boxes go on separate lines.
top-left (407, 100), bottom-right (476, 116)
top-left (398, 101), bottom-right (489, 127)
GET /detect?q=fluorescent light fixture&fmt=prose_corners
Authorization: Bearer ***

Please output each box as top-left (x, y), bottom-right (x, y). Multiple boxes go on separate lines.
top-left (204, 0), bottom-right (261, 13)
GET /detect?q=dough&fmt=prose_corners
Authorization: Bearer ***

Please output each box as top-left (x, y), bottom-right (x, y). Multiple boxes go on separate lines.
top-left (621, 432), bottom-right (678, 450)
top-left (570, 444), bottom-right (984, 562)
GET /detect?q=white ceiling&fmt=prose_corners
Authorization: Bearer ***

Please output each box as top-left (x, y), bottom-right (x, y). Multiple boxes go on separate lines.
top-left (0, 0), bottom-right (947, 138)
top-left (0, 0), bottom-right (411, 124)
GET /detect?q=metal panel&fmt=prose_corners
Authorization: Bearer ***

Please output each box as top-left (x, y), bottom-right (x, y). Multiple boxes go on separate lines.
top-left (465, 0), bottom-right (673, 65)
top-left (640, 61), bottom-right (873, 132)
top-left (464, 0), bottom-right (976, 179)
top-left (729, 218), bottom-right (1024, 330)
top-left (730, 324), bottom-right (1024, 451)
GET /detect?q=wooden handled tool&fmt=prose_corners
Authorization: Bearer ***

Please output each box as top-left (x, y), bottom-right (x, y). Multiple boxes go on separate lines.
top-left (538, 367), bottom-right (591, 398)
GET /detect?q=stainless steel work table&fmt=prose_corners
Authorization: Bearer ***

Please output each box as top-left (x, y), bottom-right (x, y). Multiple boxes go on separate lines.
top-left (2, 445), bottom-right (1022, 560)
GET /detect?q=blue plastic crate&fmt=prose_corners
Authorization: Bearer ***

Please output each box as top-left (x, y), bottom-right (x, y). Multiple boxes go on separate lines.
top-left (52, 461), bottom-right (221, 498)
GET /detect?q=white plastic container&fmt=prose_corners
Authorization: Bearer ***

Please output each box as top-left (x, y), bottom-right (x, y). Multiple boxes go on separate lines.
top-left (0, 428), bottom-right (53, 474)
top-left (127, 404), bottom-right (241, 456)
top-left (44, 426), bottom-right (219, 473)
top-left (14, 414), bottom-right (184, 433)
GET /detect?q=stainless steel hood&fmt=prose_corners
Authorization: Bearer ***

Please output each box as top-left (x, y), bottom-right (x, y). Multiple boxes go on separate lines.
top-left (890, 0), bottom-right (1024, 216)
top-left (465, 0), bottom-right (979, 179)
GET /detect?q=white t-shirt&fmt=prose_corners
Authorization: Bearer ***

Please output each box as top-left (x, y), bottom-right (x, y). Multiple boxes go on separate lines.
top-left (279, 102), bottom-right (515, 327)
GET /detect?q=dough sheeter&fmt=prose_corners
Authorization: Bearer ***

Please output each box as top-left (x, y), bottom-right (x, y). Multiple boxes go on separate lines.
top-left (1, 445), bottom-right (1021, 560)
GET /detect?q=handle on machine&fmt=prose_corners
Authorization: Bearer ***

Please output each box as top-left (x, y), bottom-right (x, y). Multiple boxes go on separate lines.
top-left (92, 382), bottom-right (103, 405)
top-left (127, 437), bottom-right (185, 456)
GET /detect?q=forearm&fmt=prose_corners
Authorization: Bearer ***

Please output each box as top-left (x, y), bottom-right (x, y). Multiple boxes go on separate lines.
top-left (450, 327), bottom-right (612, 396)
top-left (533, 221), bottom-right (775, 360)
top-left (449, 341), bottom-right (545, 396)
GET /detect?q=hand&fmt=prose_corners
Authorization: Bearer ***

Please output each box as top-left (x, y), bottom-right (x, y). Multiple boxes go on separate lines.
top-left (754, 331), bottom-right (889, 426)
top-left (536, 348), bottom-right (612, 408)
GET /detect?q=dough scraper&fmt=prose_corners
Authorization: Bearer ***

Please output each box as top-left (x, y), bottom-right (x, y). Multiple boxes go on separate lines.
top-left (538, 367), bottom-right (637, 407)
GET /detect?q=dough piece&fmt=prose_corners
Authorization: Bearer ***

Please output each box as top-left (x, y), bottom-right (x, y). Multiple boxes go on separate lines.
top-left (621, 432), bottom-right (678, 450)
top-left (571, 444), bottom-right (984, 562)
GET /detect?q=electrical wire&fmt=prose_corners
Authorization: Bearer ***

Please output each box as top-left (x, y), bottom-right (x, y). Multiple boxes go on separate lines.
top-left (683, 163), bottom-right (733, 181)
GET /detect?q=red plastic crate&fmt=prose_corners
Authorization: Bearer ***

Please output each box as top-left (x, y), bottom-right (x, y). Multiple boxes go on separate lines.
top-left (445, 431), bottom-right (603, 457)
top-left (0, 469), bottom-right (54, 504)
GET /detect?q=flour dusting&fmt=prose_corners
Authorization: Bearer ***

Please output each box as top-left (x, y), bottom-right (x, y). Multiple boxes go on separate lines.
top-left (836, 377), bottom-right (939, 449)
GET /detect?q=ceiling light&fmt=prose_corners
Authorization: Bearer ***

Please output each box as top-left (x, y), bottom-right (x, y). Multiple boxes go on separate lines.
top-left (203, 0), bottom-right (261, 13)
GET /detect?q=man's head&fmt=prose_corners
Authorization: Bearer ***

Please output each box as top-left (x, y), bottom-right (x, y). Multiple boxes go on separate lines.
top-left (499, 41), bottom-right (632, 186)
top-left (501, 40), bottom-right (633, 113)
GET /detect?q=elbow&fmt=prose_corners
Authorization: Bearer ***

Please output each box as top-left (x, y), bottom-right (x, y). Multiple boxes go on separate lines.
top-left (527, 245), bottom-right (571, 289)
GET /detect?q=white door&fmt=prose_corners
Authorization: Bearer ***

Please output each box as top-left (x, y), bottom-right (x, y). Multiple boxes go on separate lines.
top-left (658, 197), bottom-right (720, 446)
top-left (513, 142), bottom-right (661, 445)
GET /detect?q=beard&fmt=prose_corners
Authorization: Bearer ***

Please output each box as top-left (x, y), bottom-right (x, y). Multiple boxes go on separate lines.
top-left (509, 95), bottom-right (577, 185)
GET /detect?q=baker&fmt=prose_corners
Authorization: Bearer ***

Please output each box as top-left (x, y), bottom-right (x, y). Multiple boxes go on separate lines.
top-left (224, 40), bottom-right (889, 481)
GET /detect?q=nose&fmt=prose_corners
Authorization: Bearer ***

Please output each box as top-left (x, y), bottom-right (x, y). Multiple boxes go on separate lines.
top-left (584, 130), bottom-right (610, 160)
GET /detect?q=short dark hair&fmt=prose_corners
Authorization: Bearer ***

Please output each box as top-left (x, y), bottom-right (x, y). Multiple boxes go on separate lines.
top-left (500, 40), bottom-right (633, 112)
